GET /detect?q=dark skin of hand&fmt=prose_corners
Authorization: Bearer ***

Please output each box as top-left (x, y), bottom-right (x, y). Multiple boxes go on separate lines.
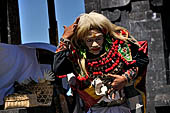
top-left (107, 74), bottom-right (128, 91)
top-left (107, 67), bottom-right (138, 99)
top-left (109, 67), bottom-right (138, 91)
top-left (106, 74), bottom-right (127, 99)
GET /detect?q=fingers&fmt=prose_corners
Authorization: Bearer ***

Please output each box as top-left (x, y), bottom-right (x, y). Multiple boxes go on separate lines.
top-left (107, 74), bottom-right (125, 90)
top-left (107, 74), bottom-right (119, 78)
top-left (74, 17), bottom-right (80, 24)
top-left (63, 24), bottom-right (77, 30)
top-left (110, 82), bottom-right (117, 89)
top-left (111, 90), bottom-right (115, 99)
top-left (73, 24), bottom-right (78, 28)
top-left (63, 17), bottom-right (79, 30)
top-left (111, 79), bottom-right (126, 91)
top-left (63, 25), bottom-right (67, 29)
top-left (73, 24), bottom-right (78, 32)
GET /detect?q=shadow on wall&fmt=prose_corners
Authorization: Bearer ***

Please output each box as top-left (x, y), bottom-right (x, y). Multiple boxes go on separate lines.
top-left (155, 106), bottom-right (170, 113)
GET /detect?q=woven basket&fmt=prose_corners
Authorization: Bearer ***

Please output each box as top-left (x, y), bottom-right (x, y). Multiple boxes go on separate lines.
top-left (4, 94), bottom-right (38, 109)
top-left (24, 82), bottom-right (53, 106)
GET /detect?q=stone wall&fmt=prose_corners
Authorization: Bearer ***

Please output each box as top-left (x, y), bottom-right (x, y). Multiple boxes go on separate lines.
top-left (84, 0), bottom-right (170, 113)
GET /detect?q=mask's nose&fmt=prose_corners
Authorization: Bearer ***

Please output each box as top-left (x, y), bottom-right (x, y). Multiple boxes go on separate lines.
top-left (92, 41), bottom-right (99, 47)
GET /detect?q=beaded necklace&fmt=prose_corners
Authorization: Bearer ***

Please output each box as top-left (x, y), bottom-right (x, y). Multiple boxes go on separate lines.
top-left (86, 38), bottom-right (133, 79)
top-left (69, 36), bottom-right (136, 81)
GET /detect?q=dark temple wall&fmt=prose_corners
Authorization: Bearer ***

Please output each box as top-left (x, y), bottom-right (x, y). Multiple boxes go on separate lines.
top-left (0, 0), bottom-right (8, 43)
top-left (85, 0), bottom-right (170, 113)
top-left (47, 0), bottom-right (59, 46)
top-left (0, 0), bottom-right (21, 44)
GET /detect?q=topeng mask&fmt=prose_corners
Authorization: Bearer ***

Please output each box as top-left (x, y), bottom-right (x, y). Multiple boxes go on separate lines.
top-left (85, 29), bottom-right (104, 55)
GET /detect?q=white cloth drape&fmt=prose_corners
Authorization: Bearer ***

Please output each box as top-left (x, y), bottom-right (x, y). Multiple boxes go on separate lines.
top-left (0, 43), bottom-right (44, 105)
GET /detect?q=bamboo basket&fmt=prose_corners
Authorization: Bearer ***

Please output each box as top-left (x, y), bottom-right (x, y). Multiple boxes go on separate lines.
top-left (4, 94), bottom-right (38, 109)
top-left (24, 82), bottom-right (53, 106)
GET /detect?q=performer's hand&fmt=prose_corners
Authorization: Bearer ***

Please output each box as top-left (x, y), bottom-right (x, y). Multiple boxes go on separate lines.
top-left (62, 17), bottom-right (80, 39)
top-left (107, 74), bottom-right (127, 91)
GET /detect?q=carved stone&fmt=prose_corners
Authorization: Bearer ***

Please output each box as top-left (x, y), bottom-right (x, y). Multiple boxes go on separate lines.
top-left (131, 1), bottom-right (150, 12)
top-left (85, 0), bottom-right (170, 112)
top-left (100, 0), bottom-right (130, 9)
top-left (150, 0), bottom-right (163, 6)
top-left (101, 9), bottom-right (121, 22)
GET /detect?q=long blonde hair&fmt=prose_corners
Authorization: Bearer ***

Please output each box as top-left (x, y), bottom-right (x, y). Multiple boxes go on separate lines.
top-left (71, 11), bottom-right (137, 49)
top-left (70, 11), bottom-right (139, 79)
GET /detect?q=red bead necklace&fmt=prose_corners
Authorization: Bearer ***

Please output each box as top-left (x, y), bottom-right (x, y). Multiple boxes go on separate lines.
top-left (86, 38), bottom-right (135, 78)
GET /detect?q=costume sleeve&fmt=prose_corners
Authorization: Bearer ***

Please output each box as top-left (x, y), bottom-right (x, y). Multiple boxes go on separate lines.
top-left (123, 41), bottom-right (149, 83)
top-left (53, 38), bottom-right (74, 76)
top-left (131, 41), bottom-right (149, 68)
top-left (122, 67), bottom-right (138, 83)
top-left (116, 29), bottom-right (149, 82)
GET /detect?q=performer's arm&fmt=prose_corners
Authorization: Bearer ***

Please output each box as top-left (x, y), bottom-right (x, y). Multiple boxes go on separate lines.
top-left (53, 17), bottom-right (80, 76)
top-left (53, 38), bottom-right (73, 76)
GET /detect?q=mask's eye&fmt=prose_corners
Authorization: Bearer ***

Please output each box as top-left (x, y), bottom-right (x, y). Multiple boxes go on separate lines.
top-left (86, 39), bottom-right (93, 42)
top-left (96, 36), bottom-right (103, 41)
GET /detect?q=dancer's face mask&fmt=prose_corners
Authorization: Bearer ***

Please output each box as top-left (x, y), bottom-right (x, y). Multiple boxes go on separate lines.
top-left (85, 29), bottom-right (104, 55)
